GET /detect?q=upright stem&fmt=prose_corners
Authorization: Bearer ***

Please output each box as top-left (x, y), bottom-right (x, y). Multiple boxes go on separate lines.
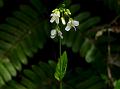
top-left (60, 38), bottom-right (61, 57)
top-left (59, 38), bottom-right (62, 89)
top-left (60, 81), bottom-right (62, 89)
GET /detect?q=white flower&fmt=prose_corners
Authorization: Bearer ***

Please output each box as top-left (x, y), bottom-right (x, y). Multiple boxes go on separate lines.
top-left (50, 29), bottom-right (63, 39)
top-left (50, 29), bottom-right (57, 39)
top-left (50, 9), bottom-right (60, 24)
top-left (65, 18), bottom-right (79, 31)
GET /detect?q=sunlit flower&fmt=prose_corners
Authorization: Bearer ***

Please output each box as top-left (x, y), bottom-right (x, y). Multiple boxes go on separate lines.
top-left (50, 9), bottom-right (60, 24)
top-left (50, 29), bottom-right (63, 39)
top-left (65, 18), bottom-right (79, 31)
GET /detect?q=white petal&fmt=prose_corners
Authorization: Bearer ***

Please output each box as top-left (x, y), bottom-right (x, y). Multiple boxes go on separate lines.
top-left (50, 13), bottom-right (54, 16)
top-left (50, 17), bottom-right (55, 23)
top-left (50, 29), bottom-right (56, 39)
top-left (61, 17), bottom-right (66, 25)
top-left (55, 17), bottom-right (59, 24)
top-left (73, 20), bottom-right (79, 26)
top-left (65, 26), bottom-right (71, 31)
top-left (51, 29), bottom-right (57, 35)
top-left (50, 35), bottom-right (56, 39)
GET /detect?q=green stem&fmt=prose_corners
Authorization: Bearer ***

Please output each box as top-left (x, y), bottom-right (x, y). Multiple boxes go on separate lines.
top-left (60, 38), bottom-right (61, 57)
top-left (60, 81), bottom-right (62, 89)
top-left (59, 38), bottom-right (62, 89)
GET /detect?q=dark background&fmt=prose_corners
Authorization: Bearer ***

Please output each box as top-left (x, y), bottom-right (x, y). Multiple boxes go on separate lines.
top-left (0, 0), bottom-right (119, 71)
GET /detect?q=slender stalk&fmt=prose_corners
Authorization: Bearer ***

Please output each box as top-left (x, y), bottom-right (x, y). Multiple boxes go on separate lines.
top-left (59, 38), bottom-right (62, 89)
top-left (60, 38), bottom-right (61, 57)
top-left (60, 81), bottom-right (62, 89)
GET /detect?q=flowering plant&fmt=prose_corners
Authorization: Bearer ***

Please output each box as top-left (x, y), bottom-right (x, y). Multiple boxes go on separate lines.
top-left (50, 3), bottom-right (79, 89)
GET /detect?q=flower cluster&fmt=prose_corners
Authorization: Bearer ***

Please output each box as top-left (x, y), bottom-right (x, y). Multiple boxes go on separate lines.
top-left (50, 6), bottom-right (79, 39)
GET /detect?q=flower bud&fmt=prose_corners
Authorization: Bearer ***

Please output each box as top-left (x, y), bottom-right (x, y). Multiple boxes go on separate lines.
top-left (61, 17), bottom-right (66, 25)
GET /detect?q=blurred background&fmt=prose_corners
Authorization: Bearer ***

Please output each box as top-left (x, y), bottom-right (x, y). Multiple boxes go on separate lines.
top-left (0, 0), bottom-right (120, 89)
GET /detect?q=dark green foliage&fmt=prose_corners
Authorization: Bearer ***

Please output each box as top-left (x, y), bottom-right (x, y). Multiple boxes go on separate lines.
top-left (61, 5), bottom-right (102, 63)
top-left (114, 79), bottom-right (120, 89)
top-left (0, 0), bottom-right (119, 89)
top-left (0, 0), bottom-right (48, 86)
top-left (0, 0), bottom-right (103, 87)
top-left (1, 61), bottom-right (105, 89)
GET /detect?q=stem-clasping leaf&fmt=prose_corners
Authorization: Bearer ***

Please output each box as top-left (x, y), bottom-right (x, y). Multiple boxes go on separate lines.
top-left (54, 51), bottom-right (68, 81)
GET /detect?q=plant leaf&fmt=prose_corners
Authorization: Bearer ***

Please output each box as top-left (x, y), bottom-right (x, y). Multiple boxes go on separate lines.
top-left (54, 51), bottom-right (68, 81)
top-left (114, 79), bottom-right (120, 89)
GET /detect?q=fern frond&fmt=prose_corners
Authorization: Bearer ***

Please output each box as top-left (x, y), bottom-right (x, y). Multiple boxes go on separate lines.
top-left (1, 61), bottom-right (106, 89)
top-left (61, 4), bottom-right (102, 63)
top-left (0, 0), bottom-right (48, 86)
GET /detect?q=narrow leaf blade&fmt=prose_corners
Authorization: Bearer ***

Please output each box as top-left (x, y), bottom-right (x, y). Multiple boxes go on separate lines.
top-left (54, 51), bottom-right (68, 81)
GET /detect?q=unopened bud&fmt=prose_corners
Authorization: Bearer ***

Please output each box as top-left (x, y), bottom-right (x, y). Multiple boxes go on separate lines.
top-left (61, 17), bottom-right (66, 25)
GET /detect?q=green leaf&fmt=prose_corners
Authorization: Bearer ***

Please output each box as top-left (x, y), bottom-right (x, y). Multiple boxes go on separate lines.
top-left (0, 76), bottom-right (5, 87)
top-left (114, 79), bottom-right (120, 89)
top-left (85, 45), bottom-right (97, 63)
top-left (3, 62), bottom-right (17, 77)
top-left (54, 51), bottom-right (68, 81)
top-left (0, 62), bottom-right (12, 82)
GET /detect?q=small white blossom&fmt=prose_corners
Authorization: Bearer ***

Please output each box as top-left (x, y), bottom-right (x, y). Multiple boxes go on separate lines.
top-left (65, 18), bottom-right (79, 31)
top-left (50, 29), bottom-right (63, 39)
top-left (61, 17), bottom-right (66, 25)
top-left (50, 9), bottom-right (60, 24)
top-left (50, 29), bottom-right (57, 39)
